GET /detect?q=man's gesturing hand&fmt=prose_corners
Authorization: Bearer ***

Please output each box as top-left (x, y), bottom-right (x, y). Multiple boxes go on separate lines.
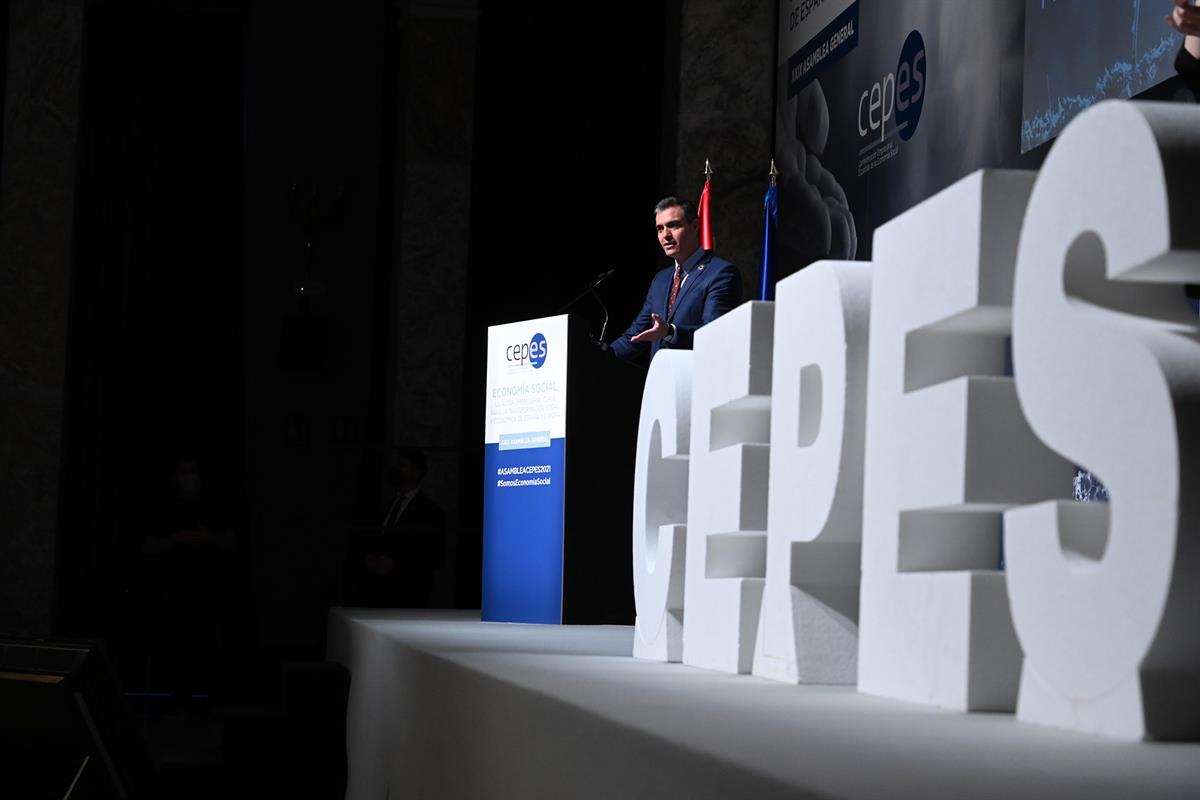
top-left (630, 312), bottom-right (670, 343)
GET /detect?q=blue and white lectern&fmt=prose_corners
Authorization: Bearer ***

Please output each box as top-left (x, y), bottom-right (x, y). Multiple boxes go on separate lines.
top-left (481, 314), bottom-right (642, 624)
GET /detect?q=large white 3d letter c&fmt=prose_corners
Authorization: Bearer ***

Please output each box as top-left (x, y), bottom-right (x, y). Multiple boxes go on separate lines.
top-left (632, 350), bottom-right (693, 661)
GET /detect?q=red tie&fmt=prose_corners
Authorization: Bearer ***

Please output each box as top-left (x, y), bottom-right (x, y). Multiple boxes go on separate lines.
top-left (666, 265), bottom-right (682, 317)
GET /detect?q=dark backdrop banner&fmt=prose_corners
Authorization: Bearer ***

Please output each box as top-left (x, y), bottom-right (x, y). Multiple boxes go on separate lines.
top-left (774, 1), bottom-right (1025, 273)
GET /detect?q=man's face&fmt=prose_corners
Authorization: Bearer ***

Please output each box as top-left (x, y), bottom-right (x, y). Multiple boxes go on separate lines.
top-left (655, 205), bottom-right (701, 263)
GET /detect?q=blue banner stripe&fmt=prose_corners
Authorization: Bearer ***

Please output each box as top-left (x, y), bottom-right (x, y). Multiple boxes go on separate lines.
top-left (482, 438), bottom-right (566, 623)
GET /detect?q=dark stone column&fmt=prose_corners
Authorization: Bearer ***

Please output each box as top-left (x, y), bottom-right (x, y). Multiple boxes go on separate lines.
top-left (674, 0), bottom-right (776, 300)
top-left (0, 0), bottom-right (83, 636)
top-left (243, 0), bottom-right (389, 647)
top-left (388, 0), bottom-right (477, 602)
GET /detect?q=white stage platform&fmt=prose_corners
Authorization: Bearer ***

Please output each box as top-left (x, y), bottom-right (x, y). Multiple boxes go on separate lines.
top-left (327, 609), bottom-right (1200, 799)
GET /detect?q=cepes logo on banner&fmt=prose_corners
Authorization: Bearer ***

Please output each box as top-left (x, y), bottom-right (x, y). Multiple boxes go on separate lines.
top-left (506, 333), bottom-right (548, 370)
top-left (857, 29), bottom-right (926, 143)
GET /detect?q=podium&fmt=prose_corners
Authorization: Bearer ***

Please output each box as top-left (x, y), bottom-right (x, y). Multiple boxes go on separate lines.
top-left (482, 314), bottom-right (644, 624)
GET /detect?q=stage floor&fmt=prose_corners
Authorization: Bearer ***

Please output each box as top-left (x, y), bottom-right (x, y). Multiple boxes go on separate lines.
top-left (327, 608), bottom-right (1200, 799)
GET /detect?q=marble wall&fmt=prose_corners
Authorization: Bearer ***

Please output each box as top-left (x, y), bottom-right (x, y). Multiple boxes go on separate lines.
top-left (674, 0), bottom-right (776, 301)
top-left (0, 0), bottom-right (83, 636)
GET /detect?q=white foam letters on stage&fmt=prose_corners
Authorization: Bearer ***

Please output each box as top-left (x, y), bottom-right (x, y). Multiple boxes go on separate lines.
top-left (752, 261), bottom-right (870, 685)
top-left (682, 302), bottom-right (774, 674)
top-left (857, 169), bottom-right (1071, 711)
top-left (629, 100), bottom-right (1200, 740)
top-left (1006, 101), bottom-right (1200, 740)
top-left (632, 351), bottom-right (693, 661)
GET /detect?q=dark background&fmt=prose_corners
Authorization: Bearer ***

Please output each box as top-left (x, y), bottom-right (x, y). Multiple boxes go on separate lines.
top-left (0, 0), bottom-right (704, 794)
top-left (8, 0), bottom-right (677, 674)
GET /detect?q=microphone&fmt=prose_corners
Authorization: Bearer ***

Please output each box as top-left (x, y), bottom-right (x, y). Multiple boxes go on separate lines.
top-left (589, 275), bottom-right (612, 343)
top-left (555, 268), bottom-right (616, 349)
top-left (589, 269), bottom-right (617, 290)
top-left (554, 268), bottom-right (617, 315)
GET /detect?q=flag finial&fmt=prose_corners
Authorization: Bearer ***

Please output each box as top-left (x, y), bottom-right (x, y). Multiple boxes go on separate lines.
top-left (704, 159), bottom-right (713, 178)
top-left (769, 159), bottom-right (778, 185)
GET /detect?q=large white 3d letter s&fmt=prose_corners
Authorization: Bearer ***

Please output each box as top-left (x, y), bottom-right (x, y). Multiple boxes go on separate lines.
top-left (1007, 101), bottom-right (1200, 740)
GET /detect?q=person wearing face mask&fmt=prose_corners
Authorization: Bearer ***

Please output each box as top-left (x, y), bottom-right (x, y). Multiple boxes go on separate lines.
top-left (1169, 0), bottom-right (1200, 98)
top-left (347, 448), bottom-right (447, 608)
top-left (141, 456), bottom-right (237, 706)
top-left (143, 458), bottom-right (236, 557)
top-left (1166, 1), bottom-right (1200, 313)
top-left (608, 196), bottom-right (742, 363)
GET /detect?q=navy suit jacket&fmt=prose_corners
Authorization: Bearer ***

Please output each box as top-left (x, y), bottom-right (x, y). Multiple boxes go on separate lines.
top-left (610, 251), bottom-right (742, 362)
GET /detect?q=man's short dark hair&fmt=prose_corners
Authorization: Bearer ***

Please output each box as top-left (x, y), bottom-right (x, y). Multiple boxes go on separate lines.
top-left (654, 196), bottom-right (697, 223)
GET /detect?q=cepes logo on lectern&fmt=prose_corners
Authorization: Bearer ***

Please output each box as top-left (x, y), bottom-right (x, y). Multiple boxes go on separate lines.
top-left (506, 333), bottom-right (548, 370)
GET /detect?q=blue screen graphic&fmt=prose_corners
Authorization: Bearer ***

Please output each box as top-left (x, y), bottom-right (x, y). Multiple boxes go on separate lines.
top-left (1022, 0), bottom-right (1178, 152)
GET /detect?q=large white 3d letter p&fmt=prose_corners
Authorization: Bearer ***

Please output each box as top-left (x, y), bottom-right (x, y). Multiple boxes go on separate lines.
top-left (1007, 101), bottom-right (1200, 740)
top-left (753, 262), bottom-right (871, 684)
top-left (632, 351), bottom-right (693, 661)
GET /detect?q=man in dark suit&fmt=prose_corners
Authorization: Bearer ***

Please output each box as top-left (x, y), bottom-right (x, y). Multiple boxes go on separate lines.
top-left (609, 196), bottom-right (742, 362)
top-left (347, 449), bottom-right (447, 608)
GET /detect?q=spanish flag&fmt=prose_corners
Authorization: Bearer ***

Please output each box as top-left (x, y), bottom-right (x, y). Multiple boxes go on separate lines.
top-left (698, 160), bottom-right (714, 251)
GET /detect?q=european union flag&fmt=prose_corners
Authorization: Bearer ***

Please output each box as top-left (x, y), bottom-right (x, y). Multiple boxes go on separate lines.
top-left (758, 180), bottom-right (778, 301)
